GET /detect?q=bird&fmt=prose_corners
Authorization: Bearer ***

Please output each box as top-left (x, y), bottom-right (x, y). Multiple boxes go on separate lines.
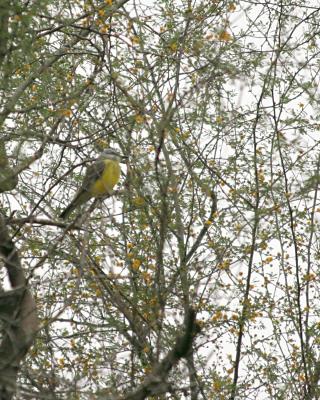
top-left (59, 148), bottom-right (125, 219)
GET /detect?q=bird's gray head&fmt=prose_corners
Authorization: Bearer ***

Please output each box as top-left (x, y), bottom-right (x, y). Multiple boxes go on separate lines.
top-left (99, 148), bottom-right (125, 162)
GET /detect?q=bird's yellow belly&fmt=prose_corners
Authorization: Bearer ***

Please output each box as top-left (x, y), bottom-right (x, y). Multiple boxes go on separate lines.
top-left (90, 160), bottom-right (121, 196)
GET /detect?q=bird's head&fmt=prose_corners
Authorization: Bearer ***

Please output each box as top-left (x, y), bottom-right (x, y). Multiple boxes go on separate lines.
top-left (99, 148), bottom-right (127, 163)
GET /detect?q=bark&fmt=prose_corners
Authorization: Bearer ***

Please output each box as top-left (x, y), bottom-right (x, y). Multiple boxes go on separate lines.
top-left (0, 213), bottom-right (39, 399)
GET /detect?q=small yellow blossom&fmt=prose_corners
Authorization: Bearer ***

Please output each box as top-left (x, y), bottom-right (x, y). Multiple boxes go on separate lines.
top-left (303, 273), bottom-right (316, 282)
top-left (170, 42), bottom-right (178, 51)
top-left (132, 259), bottom-right (141, 270)
top-left (100, 25), bottom-right (110, 33)
top-left (131, 35), bottom-right (140, 44)
top-left (135, 114), bottom-right (144, 124)
top-left (218, 30), bottom-right (232, 42)
top-left (61, 109), bottom-right (72, 117)
top-left (142, 272), bottom-right (152, 284)
top-left (133, 196), bottom-right (145, 206)
top-left (96, 138), bottom-right (109, 149)
top-left (211, 310), bottom-right (223, 321)
top-left (212, 380), bottom-right (222, 391)
top-left (218, 260), bottom-right (230, 270)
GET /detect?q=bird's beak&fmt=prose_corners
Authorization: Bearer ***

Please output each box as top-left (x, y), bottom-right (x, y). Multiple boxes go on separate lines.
top-left (120, 155), bottom-right (128, 164)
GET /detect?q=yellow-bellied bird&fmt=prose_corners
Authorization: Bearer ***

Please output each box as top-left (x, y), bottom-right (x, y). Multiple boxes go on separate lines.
top-left (60, 148), bottom-right (125, 219)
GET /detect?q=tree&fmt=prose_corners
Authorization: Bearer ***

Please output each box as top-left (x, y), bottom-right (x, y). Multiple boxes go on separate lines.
top-left (1, 0), bottom-right (320, 399)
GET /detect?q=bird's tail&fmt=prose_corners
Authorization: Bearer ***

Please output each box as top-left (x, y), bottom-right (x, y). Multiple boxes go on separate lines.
top-left (59, 202), bottom-right (77, 219)
top-left (59, 191), bottom-right (91, 219)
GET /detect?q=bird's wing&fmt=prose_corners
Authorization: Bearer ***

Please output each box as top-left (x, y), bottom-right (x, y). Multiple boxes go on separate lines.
top-left (59, 160), bottom-right (107, 219)
top-left (80, 159), bottom-right (106, 192)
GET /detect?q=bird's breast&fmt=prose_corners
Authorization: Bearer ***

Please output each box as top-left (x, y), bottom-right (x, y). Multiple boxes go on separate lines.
top-left (90, 160), bottom-right (121, 196)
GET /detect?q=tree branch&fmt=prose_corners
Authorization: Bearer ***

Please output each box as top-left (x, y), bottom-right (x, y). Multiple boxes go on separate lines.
top-left (0, 212), bottom-right (39, 399)
top-left (119, 308), bottom-right (200, 400)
